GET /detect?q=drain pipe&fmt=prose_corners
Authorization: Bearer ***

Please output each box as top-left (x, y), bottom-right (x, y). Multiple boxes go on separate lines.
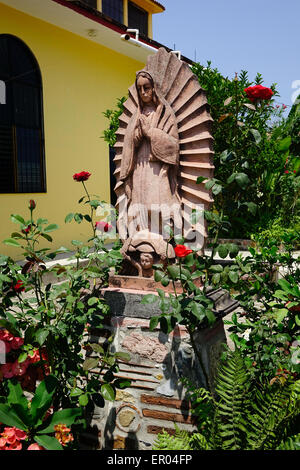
top-left (120, 29), bottom-right (182, 60)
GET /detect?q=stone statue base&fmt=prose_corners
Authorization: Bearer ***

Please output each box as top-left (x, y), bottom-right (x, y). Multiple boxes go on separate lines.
top-left (109, 274), bottom-right (190, 293)
top-left (80, 284), bottom-right (239, 450)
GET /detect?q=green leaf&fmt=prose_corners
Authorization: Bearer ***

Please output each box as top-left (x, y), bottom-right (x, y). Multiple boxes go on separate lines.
top-left (229, 271), bottom-right (239, 283)
top-left (0, 404), bottom-right (27, 430)
top-left (35, 328), bottom-right (49, 346)
top-left (101, 383), bottom-right (115, 401)
top-left (65, 213), bottom-right (74, 223)
top-left (149, 316), bottom-right (159, 331)
top-left (246, 202), bottom-right (257, 215)
top-left (160, 316), bottom-right (171, 334)
top-left (274, 290), bottom-right (288, 301)
top-left (30, 375), bottom-right (58, 423)
top-left (88, 297), bottom-right (98, 306)
top-left (275, 308), bottom-right (289, 325)
top-left (191, 302), bottom-right (206, 321)
top-left (141, 294), bottom-right (158, 304)
top-left (0, 273), bottom-right (11, 282)
top-left (249, 128), bottom-right (261, 144)
top-left (7, 380), bottom-right (28, 410)
top-left (71, 239), bottom-right (83, 246)
top-left (235, 173), bottom-right (250, 189)
top-left (167, 265), bottom-right (180, 280)
top-left (89, 343), bottom-right (104, 354)
top-left (154, 270), bottom-right (165, 282)
top-left (40, 233), bottom-right (53, 242)
top-left (34, 434), bottom-right (63, 451)
top-left (83, 357), bottom-right (99, 371)
top-left (10, 214), bottom-right (26, 225)
top-left (79, 394), bottom-right (89, 406)
top-left (277, 278), bottom-right (293, 294)
top-left (18, 351), bottom-right (29, 363)
top-left (212, 184), bottom-right (222, 195)
top-left (3, 238), bottom-right (21, 247)
top-left (114, 379), bottom-right (131, 389)
top-left (212, 273), bottom-right (221, 285)
top-left (160, 276), bottom-right (170, 287)
top-left (43, 224), bottom-right (59, 233)
top-left (218, 244), bottom-right (229, 259)
top-left (37, 408), bottom-right (82, 434)
top-left (196, 176), bottom-right (206, 184)
top-left (278, 136), bottom-right (291, 152)
top-left (205, 179), bottom-right (216, 190)
top-left (227, 173), bottom-right (237, 185)
top-left (206, 310), bottom-right (216, 325)
top-left (228, 243), bottom-right (239, 258)
top-left (210, 264), bottom-right (223, 273)
top-left (115, 351), bottom-right (131, 362)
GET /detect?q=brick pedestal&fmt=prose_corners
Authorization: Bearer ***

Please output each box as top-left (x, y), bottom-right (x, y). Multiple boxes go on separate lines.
top-left (82, 285), bottom-right (238, 450)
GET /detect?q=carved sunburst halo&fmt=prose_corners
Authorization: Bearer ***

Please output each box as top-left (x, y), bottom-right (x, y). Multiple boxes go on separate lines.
top-left (113, 47), bottom-right (214, 249)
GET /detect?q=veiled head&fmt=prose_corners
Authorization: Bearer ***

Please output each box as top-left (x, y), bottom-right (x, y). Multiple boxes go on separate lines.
top-left (135, 71), bottom-right (158, 108)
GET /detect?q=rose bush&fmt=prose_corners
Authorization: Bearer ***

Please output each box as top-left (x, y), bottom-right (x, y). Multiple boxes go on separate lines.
top-left (0, 173), bottom-right (128, 449)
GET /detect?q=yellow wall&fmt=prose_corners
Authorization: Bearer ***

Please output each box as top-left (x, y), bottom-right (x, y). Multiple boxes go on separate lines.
top-left (0, 2), bottom-right (144, 259)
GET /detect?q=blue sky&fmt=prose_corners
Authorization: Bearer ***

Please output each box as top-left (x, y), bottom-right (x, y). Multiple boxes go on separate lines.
top-left (153, 0), bottom-right (300, 114)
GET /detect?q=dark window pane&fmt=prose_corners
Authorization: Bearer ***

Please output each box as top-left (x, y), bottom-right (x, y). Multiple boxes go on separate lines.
top-left (102, 0), bottom-right (123, 23)
top-left (9, 38), bottom-right (40, 86)
top-left (0, 125), bottom-right (15, 193)
top-left (128, 1), bottom-right (148, 36)
top-left (0, 35), bottom-right (45, 193)
top-left (16, 127), bottom-right (43, 192)
top-left (0, 36), bottom-right (10, 80)
top-left (0, 83), bottom-right (12, 126)
top-left (12, 83), bottom-right (40, 128)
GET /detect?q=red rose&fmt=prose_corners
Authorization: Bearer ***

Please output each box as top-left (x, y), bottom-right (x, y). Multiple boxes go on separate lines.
top-left (174, 245), bottom-right (193, 258)
top-left (12, 280), bottom-right (25, 293)
top-left (73, 171), bottom-right (91, 182)
top-left (244, 85), bottom-right (274, 102)
top-left (29, 200), bottom-right (36, 210)
top-left (95, 221), bottom-right (112, 232)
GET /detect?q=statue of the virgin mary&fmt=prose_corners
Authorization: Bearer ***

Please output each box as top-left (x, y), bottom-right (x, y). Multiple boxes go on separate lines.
top-left (113, 48), bottom-right (214, 277)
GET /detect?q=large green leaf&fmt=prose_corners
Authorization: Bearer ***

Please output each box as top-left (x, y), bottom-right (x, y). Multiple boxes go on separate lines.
top-left (3, 238), bottom-right (21, 247)
top-left (0, 404), bottom-right (27, 430)
top-left (167, 265), bottom-right (180, 280)
top-left (235, 173), bottom-right (250, 189)
top-left (34, 434), bottom-right (63, 450)
top-left (37, 408), bottom-right (82, 434)
top-left (30, 375), bottom-right (58, 424)
top-left (43, 224), bottom-right (59, 233)
top-left (7, 379), bottom-right (28, 410)
top-left (10, 214), bottom-right (26, 225)
top-left (35, 328), bottom-right (50, 346)
top-left (101, 383), bottom-right (115, 401)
